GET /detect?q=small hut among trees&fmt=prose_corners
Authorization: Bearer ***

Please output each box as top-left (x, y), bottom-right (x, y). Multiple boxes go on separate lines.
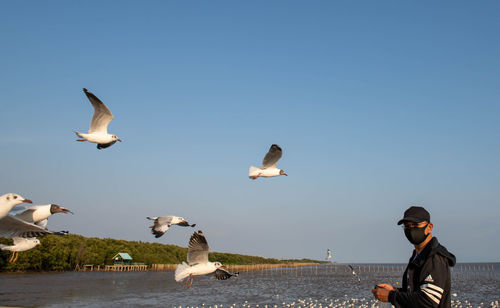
top-left (112, 253), bottom-right (133, 265)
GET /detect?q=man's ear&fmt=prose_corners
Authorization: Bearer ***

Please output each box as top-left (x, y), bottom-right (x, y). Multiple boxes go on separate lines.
top-left (427, 222), bottom-right (434, 234)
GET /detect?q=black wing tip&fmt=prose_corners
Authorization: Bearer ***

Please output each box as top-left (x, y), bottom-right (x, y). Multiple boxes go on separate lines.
top-left (191, 224), bottom-right (196, 228)
top-left (83, 88), bottom-right (88, 92)
top-left (97, 141), bottom-right (117, 150)
top-left (152, 230), bottom-right (165, 238)
top-left (270, 144), bottom-right (282, 150)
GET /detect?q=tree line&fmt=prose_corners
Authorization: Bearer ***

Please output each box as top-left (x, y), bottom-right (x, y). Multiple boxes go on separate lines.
top-left (0, 234), bottom-right (320, 271)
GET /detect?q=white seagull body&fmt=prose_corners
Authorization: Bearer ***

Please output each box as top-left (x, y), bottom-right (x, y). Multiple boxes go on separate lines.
top-left (146, 216), bottom-right (196, 238)
top-left (75, 88), bottom-right (121, 149)
top-left (15, 204), bottom-right (73, 228)
top-left (0, 237), bottom-right (41, 263)
top-left (175, 230), bottom-right (226, 288)
top-left (249, 144), bottom-right (287, 180)
top-left (0, 193), bottom-right (53, 238)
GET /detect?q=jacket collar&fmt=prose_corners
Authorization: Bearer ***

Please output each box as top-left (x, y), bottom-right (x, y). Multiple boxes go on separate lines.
top-left (409, 237), bottom-right (439, 268)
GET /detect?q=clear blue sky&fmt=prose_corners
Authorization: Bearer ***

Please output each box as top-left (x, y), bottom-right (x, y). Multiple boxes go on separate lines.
top-left (1, 1), bottom-right (499, 262)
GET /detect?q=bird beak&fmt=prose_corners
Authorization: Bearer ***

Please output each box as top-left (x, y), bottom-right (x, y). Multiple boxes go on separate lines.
top-left (283, 173), bottom-right (288, 176)
top-left (117, 139), bottom-right (122, 142)
top-left (62, 208), bottom-right (74, 215)
top-left (23, 199), bottom-right (33, 204)
top-left (220, 265), bottom-right (227, 269)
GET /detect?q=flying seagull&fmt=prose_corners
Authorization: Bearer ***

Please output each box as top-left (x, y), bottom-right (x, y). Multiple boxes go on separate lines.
top-left (326, 249), bottom-right (332, 260)
top-left (348, 264), bottom-right (361, 282)
top-left (0, 193), bottom-right (53, 238)
top-left (75, 88), bottom-right (121, 149)
top-left (146, 216), bottom-right (196, 238)
top-left (15, 204), bottom-right (73, 228)
top-left (175, 230), bottom-right (228, 288)
top-left (249, 144), bottom-right (287, 180)
top-left (0, 237), bottom-right (41, 263)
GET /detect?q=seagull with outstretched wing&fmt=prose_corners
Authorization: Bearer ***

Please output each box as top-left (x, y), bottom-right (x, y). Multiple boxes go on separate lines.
top-left (249, 144), bottom-right (287, 180)
top-left (75, 88), bottom-right (121, 149)
top-left (175, 230), bottom-right (228, 288)
top-left (349, 264), bottom-right (361, 282)
top-left (146, 215), bottom-right (195, 238)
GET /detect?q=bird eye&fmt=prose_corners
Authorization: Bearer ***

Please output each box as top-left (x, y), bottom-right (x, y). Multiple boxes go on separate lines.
top-left (13, 196), bottom-right (17, 199)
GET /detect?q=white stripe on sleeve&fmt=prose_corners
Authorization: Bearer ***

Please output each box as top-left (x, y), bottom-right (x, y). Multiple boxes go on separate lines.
top-left (422, 289), bottom-right (441, 304)
top-left (422, 287), bottom-right (442, 299)
top-left (421, 283), bottom-right (444, 294)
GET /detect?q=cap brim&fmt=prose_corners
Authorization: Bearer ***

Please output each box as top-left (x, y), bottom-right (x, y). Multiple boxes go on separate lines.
top-left (397, 217), bottom-right (425, 225)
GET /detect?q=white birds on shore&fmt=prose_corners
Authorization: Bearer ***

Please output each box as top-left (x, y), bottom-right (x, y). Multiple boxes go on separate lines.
top-left (249, 144), bottom-right (287, 180)
top-left (0, 193), bottom-right (52, 238)
top-left (0, 237), bottom-right (41, 263)
top-left (15, 204), bottom-right (73, 228)
top-left (75, 88), bottom-right (121, 149)
top-left (146, 216), bottom-right (196, 238)
top-left (175, 230), bottom-right (228, 288)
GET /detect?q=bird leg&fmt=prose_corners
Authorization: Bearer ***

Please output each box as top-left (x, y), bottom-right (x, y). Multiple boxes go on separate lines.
top-left (251, 174), bottom-right (262, 180)
top-left (183, 274), bottom-right (192, 287)
top-left (187, 275), bottom-right (194, 289)
top-left (13, 252), bottom-right (19, 263)
top-left (8, 252), bottom-right (15, 263)
top-left (76, 139), bottom-right (86, 142)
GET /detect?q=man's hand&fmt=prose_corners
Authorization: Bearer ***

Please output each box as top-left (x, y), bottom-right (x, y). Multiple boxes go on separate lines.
top-left (377, 283), bottom-right (395, 291)
top-left (371, 284), bottom-right (394, 302)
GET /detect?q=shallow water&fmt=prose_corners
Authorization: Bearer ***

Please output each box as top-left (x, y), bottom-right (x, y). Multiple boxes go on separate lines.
top-left (0, 264), bottom-right (498, 307)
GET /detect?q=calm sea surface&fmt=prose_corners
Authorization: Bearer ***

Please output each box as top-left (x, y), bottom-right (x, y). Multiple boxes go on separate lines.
top-left (0, 263), bottom-right (498, 307)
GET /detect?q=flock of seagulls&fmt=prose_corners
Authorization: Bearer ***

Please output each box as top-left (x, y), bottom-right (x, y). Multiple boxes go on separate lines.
top-left (0, 193), bottom-right (72, 262)
top-left (1, 88), bottom-right (336, 291)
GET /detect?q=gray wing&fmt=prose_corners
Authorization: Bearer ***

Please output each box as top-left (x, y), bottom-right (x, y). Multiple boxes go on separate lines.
top-left (14, 208), bottom-right (37, 223)
top-left (261, 144), bottom-right (283, 169)
top-left (0, 216), bottom-right (52, 238)
top-left (83, 88), bottom-right (114, 134)
top-left (157, 216), bottom-right (174, 226)
top-left (187, 230), bottom-right (209, 265)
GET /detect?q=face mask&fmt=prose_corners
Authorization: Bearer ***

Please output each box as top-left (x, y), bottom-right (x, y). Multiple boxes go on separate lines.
top-left (404, 223), bottom-right (429, 245)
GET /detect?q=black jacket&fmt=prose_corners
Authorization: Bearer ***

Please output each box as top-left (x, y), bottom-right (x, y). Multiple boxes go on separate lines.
top-left (389, 237), bottom-right (456, 308)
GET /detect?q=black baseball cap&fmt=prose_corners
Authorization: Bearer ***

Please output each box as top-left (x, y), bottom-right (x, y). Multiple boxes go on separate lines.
top-left (397, 206), bottom-right (430, 225)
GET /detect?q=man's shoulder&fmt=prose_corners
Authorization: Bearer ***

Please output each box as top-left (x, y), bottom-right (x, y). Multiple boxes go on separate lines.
top-left (429, 238), bottom-right (456, 267)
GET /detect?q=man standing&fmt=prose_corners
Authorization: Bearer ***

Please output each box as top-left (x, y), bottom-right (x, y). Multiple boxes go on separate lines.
top-left (372, 206), bottom-right (456, 307)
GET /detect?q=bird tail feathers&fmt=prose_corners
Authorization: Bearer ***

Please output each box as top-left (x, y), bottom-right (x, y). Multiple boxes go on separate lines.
top-left (146, 217), bottom-right (158, 221)
top-left (74, 131), bottom-right (84, 138)
top-left (0, 244), bottom-right (6, 250)
top-left (248, 166), bottom-right (261, 177)
top-left (175, 262), bottom-right (190, 282)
